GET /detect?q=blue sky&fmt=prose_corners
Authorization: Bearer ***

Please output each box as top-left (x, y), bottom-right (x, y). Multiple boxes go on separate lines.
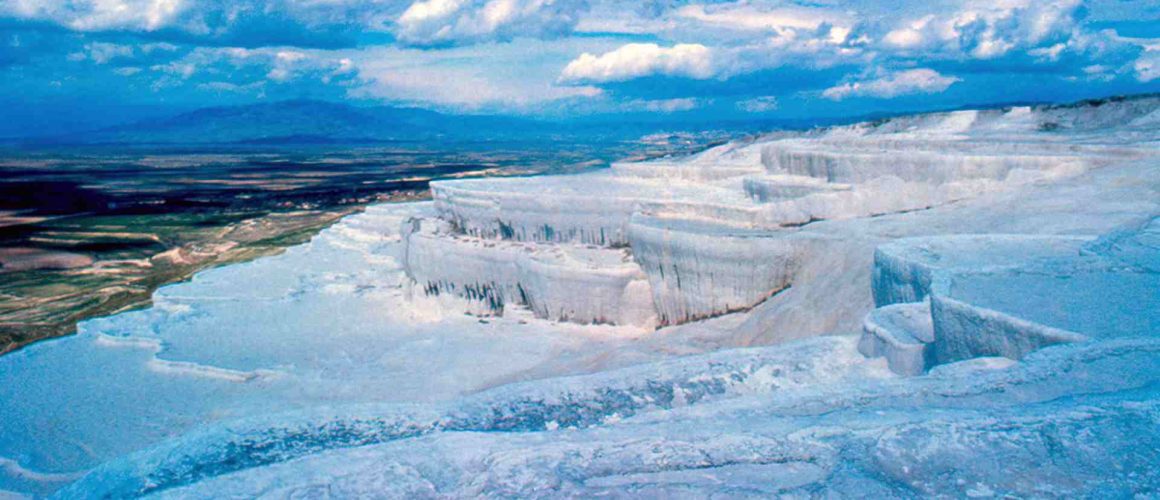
top-left (1, 0), bottom-right (1159, 135)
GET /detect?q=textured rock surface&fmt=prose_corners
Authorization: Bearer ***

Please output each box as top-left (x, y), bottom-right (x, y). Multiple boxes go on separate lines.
top-left (858, 301), bottom-right (935, 376)
top-left (628, 215), bottom-right (807, 326)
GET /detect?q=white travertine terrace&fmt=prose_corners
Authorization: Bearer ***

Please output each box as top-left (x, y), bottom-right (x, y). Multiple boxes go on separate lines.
top-left (860, 219), bottom-right (1159, 374)
top-left (402, 216), bottom-right (656, 327)
top-left (930, 254), bottom-right (1158, 364)
top-left (409, 97), bottom-right (1159, 331)
top-left (857, 301), bottom-right (933, 376)
top-left (870, 234), bottom-right (1092, 306)
top-left (762, 147), bottom-right (1086, 183)
top-left (628, 215), bottom-right (807, 326)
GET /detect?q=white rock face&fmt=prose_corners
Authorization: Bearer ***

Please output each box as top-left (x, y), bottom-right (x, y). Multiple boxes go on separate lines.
top-left (929, 293), bottom-right (1089, 364)
top-left (432, 174), bottom-right (646, 246)
top-left (402, 216), bottom-right (656, 327)
top-left (745, 140), bottom-right (1110, 227)
top-left (762, 145), bottom-right (1086, 184)
top-left (628, 215), bottom-right (807, 326)
top-left (742, 174), bottom-right (851, 203)
top-left (871, 235), bottom-right (1092, 307)
top-left (858, 301), bottom-right (934, 376)
top-left (931, 262), bottom-right (1159, 363)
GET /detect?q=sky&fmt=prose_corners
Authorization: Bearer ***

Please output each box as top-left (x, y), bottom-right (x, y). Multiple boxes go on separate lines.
top-left (1, 0), bottom-right (1159, 135)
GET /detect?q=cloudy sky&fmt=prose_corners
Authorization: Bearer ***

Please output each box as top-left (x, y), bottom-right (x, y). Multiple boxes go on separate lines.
top-left (2, 0), bottom-right (1159, 134)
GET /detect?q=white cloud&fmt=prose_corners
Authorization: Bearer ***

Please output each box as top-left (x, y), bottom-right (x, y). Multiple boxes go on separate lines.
top-left (882, 15), bottom-right (934, 49)
top-left (266, 51), bottom-right (309, 81)
top-left (395, 0), bottom-right (587, 47)
top-left (1135, 48), bottom-right (1160, 83)
top-left (66, 41), bottom-right (177, 65)
top-left (26, 0), bottom-right (188, 32)
top-left (0, 0), bottom-right (397, 48)
top-left (151, 60), bottom-right (196, 79)
top-left (558, 43), bottom-right (715, 84)
top-left (75, 42), bottom-right (134, 64)
top-left (196, 80), bottom-right (264, 93)
top-left (565, 0), bottom-right (1145, 89)
top-left (351, 43), bottom-right (605, 112)
top-left (822, 68), bottom-right (961, 100)
top-left (144, 46), bottom-right (355, 92)
top-left (5, 0), bottom-right (1158, 117)
top-left (562, 3), bottom-right (868, 86)
top-left (623, 97), bottom-right (700, 113)
top-left (676, 3), bottom-right (852, 43)
top-left (874, 0), bottom-right (1084, 60)
top-left (736, 96), bottom-right (778, 112)
top-left (360, 65), bottom-right (600, 109)
top-left (1028, 42), bottom-right (1067, 62)
top-left (7, 0), bottom-right (586, 48)
top-left (573, 4), bottom-right (675, 37)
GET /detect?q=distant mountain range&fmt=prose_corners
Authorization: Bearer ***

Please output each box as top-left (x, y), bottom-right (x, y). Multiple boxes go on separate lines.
top-left (16, 99), bottom-right (792, 147)
top-left (35, 100), bottom-right (561, 145)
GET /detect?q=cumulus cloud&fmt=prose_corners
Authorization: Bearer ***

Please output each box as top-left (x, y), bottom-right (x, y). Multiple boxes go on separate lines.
top-left (558, 43), bottom-right (715, 83)
top-left (4, 0), bottom-right (188, 32)
top-left (0, 0), bottom-right (397, 48)
top-left (822, 68), bottom-right (961, 100)
top-left (395, 0), bottom-right (588, 47)
top-left (562, 1), bottom-right (869, 87)
top-left (872, 0), bottom-right (1086, 60)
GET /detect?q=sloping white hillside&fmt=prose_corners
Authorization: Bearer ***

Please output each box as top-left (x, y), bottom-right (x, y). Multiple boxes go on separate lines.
top-left (1, 96), bottom-right (1157, 498)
